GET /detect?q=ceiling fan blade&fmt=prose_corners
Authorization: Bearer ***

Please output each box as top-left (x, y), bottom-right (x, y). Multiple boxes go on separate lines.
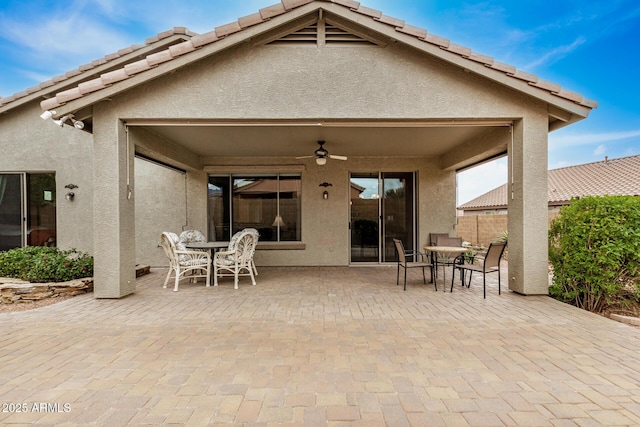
top-left (329, 154), bottom-right (348, 161)
top-left (295, 155), bottom-right (315, 159)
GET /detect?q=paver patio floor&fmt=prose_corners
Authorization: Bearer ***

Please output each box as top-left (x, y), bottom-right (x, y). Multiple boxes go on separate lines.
top-left (1, 266), bottom-right (640, 426)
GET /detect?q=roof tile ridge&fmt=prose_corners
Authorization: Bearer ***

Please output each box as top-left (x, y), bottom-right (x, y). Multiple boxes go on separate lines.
top-left (5, 27), bottom-right (196, 108)
top-left (547, 155), bottom-right (637, 174)
top-left (36, 0), bottom-right (598, 111)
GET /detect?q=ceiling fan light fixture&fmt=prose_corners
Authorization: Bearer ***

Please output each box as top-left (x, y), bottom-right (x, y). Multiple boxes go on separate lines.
top-left (316, 157), bottom-right (327, 166)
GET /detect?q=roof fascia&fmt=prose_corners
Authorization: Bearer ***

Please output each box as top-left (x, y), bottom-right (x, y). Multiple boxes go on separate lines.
top-left (0, 33), bottom-right (192, 115)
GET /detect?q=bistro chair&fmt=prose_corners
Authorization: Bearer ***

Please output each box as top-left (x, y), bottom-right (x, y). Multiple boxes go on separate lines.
top-left (432, 236), bottom-right (465, 281)
top-left (225, 228), bottom-right (260, 276)
top-left (451, 242), bottom-right (507, 298)
top-left (179, 229), bottom-right (207, 245)
top-left (213, 229), bottom-right (259, 289)
top-left (160, 231), bottom-right (211, 292)
top-left (393, 238), bottom-right (435, 291)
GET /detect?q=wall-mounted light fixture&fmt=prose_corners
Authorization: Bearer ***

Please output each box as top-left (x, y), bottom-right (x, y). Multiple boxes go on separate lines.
top-left (40, 110), bottom-right (56, 120)
top-left (41, 111), bottom-right (85, 130)
top-left (319, 182), bottom-right (332, 200)
top-left (71, 117), bottom-right (85, 129)
top-left (64, 184), bottom-right (78, 201)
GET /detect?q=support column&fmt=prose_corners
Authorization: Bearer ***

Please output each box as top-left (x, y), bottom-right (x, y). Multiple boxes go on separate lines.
top-left (508, 117), bottom-right (549, 295)
top-left (92, 118), bottom-right (136, 298)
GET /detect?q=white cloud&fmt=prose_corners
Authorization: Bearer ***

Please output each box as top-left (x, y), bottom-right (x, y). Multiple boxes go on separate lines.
top-left (550, 129), bottom-right (640, 148)
top-left (524, 36), bottom-right (586, 70)
top-left (456, 158), bottom-right (508, 206)
top-left (593, 145), bottom-right (607, 156)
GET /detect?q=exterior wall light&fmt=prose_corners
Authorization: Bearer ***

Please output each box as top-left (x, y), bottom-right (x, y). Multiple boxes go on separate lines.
top-left (65, 184), bottom-right (78, 201)
top-left (40, 110), bottom-right (56, 120)
top-left (319, 182), bottom-right (332, 200)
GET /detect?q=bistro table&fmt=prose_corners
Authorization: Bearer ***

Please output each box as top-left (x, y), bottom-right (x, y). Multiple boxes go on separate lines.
top-left (184, 241), bottom-right (230, 285)
top-left (423, 245), bottom-right (468, 292)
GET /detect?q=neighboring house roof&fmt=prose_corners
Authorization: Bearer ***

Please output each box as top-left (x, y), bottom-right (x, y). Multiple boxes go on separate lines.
top-left (459, 154), bottom-right (640, 211)
top-left (0, 0), bottom-right (596, 119)
top-left (0, 28), bottom-right (196, 114)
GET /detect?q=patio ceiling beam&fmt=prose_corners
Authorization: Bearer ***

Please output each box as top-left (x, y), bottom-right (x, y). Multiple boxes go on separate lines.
top-left (130, 126), bottom-right (202, 171)
top-left (440, 126), bottom-right (511, 171)
top-left (123, 119), bottom-right (514, 128)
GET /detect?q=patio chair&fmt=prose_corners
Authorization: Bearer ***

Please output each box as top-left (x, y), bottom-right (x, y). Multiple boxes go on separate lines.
top-left (432, 236), bottom-right (465, 280)
top-left (451, 242), bottom-right (506, 298)
top-left (426, 232), bottom-right (450, 266)
top-left (393, 238), bottom-right (435, 291)
top-left (214, 229), bottom-right (258, 289)
top-left (226, 228), bottom-right (260, 276)
top-left (179, 229), bottom-right (207, 245)
top-left (160, 231), bottom-right (211, 292)
top-left (428, 232), bottom-right (450, 246)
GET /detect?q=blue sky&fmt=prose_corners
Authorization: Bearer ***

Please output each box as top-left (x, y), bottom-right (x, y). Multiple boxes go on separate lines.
top-left (1, 0), bottom-right (639, 204)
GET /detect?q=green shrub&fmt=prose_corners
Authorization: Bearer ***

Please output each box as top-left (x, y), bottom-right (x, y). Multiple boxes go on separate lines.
top-left (548, 196), bottom-right (640, 313)
top-left (0, 246), bottom-right (93, 283)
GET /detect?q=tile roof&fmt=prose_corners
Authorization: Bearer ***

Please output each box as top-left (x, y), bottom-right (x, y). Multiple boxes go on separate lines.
top-left (0, 27), bottom-right (196, 110)
top-left (0, 0), bottom-right (597, 114)
top-left (458, 154), bottom-right (640, 210)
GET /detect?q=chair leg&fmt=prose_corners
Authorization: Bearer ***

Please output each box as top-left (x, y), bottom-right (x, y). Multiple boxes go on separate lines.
top-left (213, 264), bottom-right (219, 286)
top-left (174, 272), bottom-right (180, 292)
top-left (422, 266), bottom-right (426, 284)
top-left (163, 268), bottom-right (172, 289)
top-left (403, 268), bottom-right (407, 291)
top-left (249, 266), bottom-right (257, 286)
top-left (483, 273), bottom-right (486, 299)
top-left (206, 266), bottom-right (211, 287)
top-left (234, 269), bottom-right (239, 290)
top-left (431, 266), bottom-right (436, 291)
top-left (396, 263), bottom-right (400, 286)
top-left (498, 270), bottom-right (501, 295)
top-left (450, 267), bottom-right (455, 293)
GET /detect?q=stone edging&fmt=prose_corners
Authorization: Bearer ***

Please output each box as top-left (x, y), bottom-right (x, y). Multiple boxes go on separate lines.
top-left (0, 277), bottom-right (93, 304)
top-left (610, 313), bottom-right (640, 327)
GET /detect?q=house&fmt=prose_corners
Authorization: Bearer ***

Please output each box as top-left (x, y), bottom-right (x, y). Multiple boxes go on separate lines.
top-left (458, 154), bottom-right (640, 215)
top-left (0, 0), bottom-right (596, 297)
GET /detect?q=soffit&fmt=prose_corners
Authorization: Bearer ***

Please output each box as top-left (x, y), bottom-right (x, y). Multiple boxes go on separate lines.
top-left (135, 120), bottom-right (502, 158)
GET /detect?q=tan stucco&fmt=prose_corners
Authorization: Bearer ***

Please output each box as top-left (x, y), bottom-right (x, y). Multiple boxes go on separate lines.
top-left (0, 103), bottom-right (94, 254)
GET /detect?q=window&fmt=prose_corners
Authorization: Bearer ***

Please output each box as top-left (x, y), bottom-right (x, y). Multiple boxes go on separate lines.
top-left (208, 174), bottom-right (301, 242)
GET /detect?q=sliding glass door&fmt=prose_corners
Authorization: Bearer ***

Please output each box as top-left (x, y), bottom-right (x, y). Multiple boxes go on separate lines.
top-left (0, 173), bottom-right (56, 251)
top-left (350, 172), bottom-right (415, 263)
top-left (0, 174), bottom-right (23, 251)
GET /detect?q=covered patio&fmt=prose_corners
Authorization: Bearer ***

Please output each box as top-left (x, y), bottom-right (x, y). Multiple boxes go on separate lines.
top-left (28, 1), bottom-right (596, 299)
top-left (1, 267), bottom-right (639, 425)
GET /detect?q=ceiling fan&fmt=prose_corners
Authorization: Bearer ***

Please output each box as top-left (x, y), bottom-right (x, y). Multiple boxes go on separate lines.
top-left (296, 140), bottom-right (347, 165)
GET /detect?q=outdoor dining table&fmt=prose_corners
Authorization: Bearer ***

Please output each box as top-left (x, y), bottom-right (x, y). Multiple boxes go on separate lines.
top-left (183, 242), bottom-right (229, 286)
top-left (184, 241), bottom-right (230, 259)
top-left (423, 245), bottom-right (468, 292)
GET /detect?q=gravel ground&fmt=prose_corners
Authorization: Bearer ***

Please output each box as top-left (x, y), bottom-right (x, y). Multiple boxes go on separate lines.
top-left (0, 295), bottom-right (76, 313)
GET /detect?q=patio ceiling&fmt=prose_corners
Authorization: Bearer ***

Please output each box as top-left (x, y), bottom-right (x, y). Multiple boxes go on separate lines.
top-left (131, 120), bottom-right (510, 159)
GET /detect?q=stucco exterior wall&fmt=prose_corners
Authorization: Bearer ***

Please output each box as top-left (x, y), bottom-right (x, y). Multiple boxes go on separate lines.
top-left (107, 41), bottom-right (543, 121)
top-left (87, 35), bottom-right (549, 276)
top-left (201, 155), bottom-right (454, 266)
top-left (0, 103), bottom-right (94, 254)
top-left (134, 158), bottom-right (188, 267)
